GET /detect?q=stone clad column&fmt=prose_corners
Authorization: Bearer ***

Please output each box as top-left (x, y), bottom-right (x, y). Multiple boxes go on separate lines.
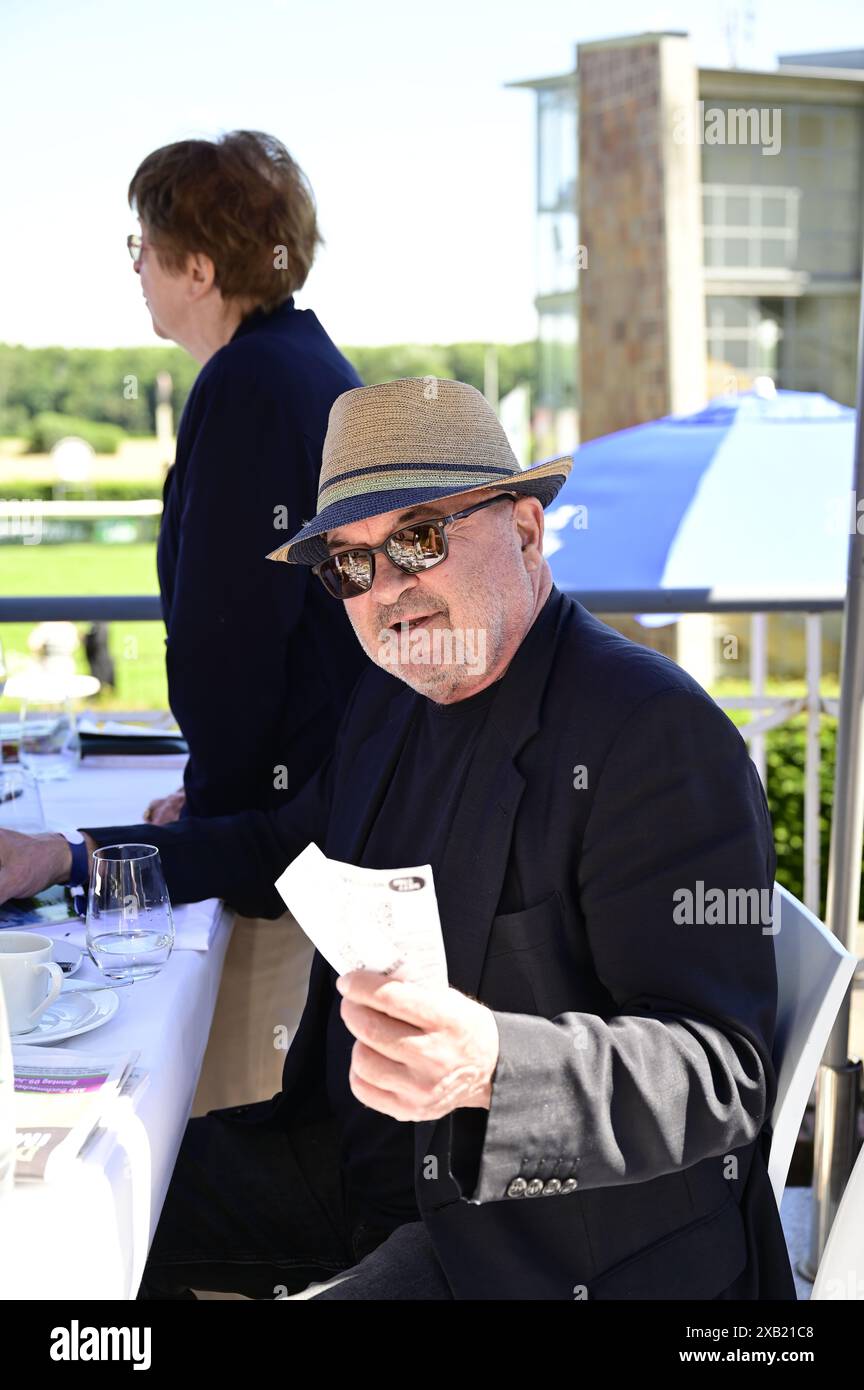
top-left (577, 32), bottom-right (706, 441)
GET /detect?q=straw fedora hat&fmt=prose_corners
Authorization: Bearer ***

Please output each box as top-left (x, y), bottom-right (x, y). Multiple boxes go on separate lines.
top-left (266, 376), bottom-right (573, 566)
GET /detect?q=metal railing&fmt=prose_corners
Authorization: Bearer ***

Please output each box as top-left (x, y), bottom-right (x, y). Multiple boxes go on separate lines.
top-left (0, 597), bottom-right (162, 621)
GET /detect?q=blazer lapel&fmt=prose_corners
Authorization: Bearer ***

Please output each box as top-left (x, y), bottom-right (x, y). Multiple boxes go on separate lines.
top-left (433, 587), bottom-right (570, 999)
top-left (283, 682), bottom-right (421, 1107)
top-left (433, 734), bottom-right (525, 999)
top-left (326, 681), bottom-right (421, 863)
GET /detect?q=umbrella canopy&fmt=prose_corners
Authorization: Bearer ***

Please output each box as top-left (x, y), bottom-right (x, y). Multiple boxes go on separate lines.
top-left (544, 387), bottom-right (856, 611)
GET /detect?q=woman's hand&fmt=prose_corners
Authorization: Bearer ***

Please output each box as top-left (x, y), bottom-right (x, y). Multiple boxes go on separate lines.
top-left (142, 788), bottom-right (186, 825)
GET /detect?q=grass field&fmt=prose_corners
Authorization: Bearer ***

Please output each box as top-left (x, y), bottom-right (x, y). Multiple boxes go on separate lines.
top-left (0, 542), bottom-right (167, 712)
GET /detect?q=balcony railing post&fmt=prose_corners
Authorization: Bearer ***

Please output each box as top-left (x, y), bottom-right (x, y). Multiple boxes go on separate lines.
top-left (804, 612), bottom-right (822, 916)
top-left (750, 611), bottom-right (767, 787)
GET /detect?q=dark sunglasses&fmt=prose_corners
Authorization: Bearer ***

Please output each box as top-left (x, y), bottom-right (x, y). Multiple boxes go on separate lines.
top-left (312, 492), bottom-right (518, 599)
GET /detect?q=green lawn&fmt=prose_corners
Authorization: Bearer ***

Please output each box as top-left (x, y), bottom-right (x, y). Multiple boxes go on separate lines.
top-left (0, 543), bottom-right (167, 711)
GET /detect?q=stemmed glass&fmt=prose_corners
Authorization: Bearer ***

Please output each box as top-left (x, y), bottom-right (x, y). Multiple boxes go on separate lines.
top-left (85, 844), bottom-right (175, 982)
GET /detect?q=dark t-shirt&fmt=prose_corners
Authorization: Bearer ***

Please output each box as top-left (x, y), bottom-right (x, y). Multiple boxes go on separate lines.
top-left (324, 675), bottom-right (500, 1229)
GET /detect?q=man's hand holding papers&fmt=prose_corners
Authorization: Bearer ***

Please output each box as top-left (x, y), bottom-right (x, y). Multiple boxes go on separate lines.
top-left (275, 842), bottom-right (500, 1121)
top-left (335, 969), bottom-right (499, 1120)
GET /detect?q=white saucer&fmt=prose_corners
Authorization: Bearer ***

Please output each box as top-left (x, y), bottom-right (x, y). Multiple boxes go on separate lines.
top-left (10, 987), bottom-right (120, 1044)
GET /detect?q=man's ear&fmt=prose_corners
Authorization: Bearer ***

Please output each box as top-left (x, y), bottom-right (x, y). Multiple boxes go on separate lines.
top-left (514, 498), bottom-right (544, 567)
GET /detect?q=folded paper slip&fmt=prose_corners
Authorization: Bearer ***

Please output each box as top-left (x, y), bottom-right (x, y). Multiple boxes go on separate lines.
top-left (275, 842), bottom-right (448, 987)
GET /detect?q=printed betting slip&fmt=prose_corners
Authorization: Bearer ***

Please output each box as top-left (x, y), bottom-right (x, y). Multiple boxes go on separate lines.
top-left (275, 842), bottom-right (448, 987)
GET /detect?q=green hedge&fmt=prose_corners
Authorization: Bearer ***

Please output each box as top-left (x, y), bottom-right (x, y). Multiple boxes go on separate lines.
top-left (765, 715), bottom-right (847, 918)
top-left (0, 479), bottom-right (162, 502)
top-left (24, 412), bottom-right (127, 455)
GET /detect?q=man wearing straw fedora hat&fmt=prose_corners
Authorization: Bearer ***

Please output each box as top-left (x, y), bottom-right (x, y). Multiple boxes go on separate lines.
top-left (2, 377), bottom-right (794, 1301)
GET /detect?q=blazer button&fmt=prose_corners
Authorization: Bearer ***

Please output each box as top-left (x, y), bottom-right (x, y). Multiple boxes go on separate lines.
top-left (506, 1177), bottom-right (528, 1198)
top-left (525, 1178), bottom-right (545, 1197)
top-left (560, 1177), bottom-right (579, 1193)
top-left (542, 1178), bottom-right (562, 1195)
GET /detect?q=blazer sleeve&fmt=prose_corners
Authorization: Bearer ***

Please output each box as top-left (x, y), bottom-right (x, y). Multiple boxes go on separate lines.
top-left (164, 351), bottom-right (314, 817)
top-left (446, 686), bottom-right (780, 1204)
top-left (78, 754), bottom-right (331, 920)
top-left (78, 667), bottom-right (370, 920)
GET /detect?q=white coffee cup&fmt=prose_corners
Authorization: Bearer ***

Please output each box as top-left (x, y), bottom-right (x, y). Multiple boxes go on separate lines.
top-left (0, 932), bottom-right (64, 1034)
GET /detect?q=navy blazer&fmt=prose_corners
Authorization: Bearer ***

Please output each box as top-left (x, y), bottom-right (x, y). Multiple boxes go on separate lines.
top-left (86, 587), bottom-right (796, 1300)
top-left (157, 296), bottom-right (370, 817)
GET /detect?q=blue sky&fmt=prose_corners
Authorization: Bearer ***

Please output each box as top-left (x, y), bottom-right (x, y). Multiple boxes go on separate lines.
top-left (0, 0), bottom-right (859, 349)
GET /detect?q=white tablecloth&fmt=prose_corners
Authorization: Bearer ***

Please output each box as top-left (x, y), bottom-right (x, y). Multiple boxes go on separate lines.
top-left (0, 758), bottom-right (234, 1300)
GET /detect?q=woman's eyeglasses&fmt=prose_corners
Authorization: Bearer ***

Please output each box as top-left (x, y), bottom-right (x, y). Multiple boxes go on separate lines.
top-left (126, 234), bottom-right (151, 262)
top-left (312, 493), bottom-right (518, 600)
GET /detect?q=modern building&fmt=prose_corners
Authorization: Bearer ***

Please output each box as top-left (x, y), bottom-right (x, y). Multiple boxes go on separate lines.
top-left (508, 33), bottom-right (864, 455)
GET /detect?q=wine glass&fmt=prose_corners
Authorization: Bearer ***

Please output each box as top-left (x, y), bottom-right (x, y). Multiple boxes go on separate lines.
top-left (86, 844), bottom-right (175, 982)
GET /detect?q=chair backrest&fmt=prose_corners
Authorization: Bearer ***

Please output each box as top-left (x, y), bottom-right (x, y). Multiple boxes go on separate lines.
top-left (768, 883), bottom-right (858, 1208)
top-left (811, 1135), bottom-right (864, 1299)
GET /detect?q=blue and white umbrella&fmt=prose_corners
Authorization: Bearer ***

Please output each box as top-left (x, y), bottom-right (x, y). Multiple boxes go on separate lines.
top-left (544, 386), bottom-right (857, 619)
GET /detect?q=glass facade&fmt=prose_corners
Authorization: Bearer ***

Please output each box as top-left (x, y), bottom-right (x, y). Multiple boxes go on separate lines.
top-left (537, 84), bottom-right (579, 295)
top-left (538, 300), bottom-right (578, 410)
top-left (701, 102), bottom-right (863, 282)
top-left (535, 82), bottom-right (579, 421)
top-left (701, 101), bottom-right (863, 404)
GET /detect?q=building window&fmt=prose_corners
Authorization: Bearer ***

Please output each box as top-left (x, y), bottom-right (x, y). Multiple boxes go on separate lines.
top-left (706, 293), bottom-right (860, 403)
top-left (533, 81), bottom-right (580, 431)
top-left (700, 102), bottom-right (863, 281)
top-left (537, 85), bottom-right (577, 213)
top-left (706, 296), bottom-right (782, 380)
top-left (702, 184), bottom-right (801, 272)
top-left (536, 84), bottom-right (580, 298)
top-left (538, 302), bottom-right (578, 410)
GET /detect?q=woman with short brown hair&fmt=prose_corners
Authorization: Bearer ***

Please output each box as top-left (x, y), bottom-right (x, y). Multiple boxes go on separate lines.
top-left (106, 131), bottom-right (370, 1109)
top-left (123, 130), bottom-right (368, 825)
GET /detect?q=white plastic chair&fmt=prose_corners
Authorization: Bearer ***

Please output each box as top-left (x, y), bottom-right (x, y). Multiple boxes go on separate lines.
top-left (767, 882), bottom-right (858, 1208)
top-left (811, 1133), bottom-right (864, 1299)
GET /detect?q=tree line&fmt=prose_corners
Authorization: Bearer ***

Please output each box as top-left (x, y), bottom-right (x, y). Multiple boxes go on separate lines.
top-left (0, 341), bottom-right (538, 442)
